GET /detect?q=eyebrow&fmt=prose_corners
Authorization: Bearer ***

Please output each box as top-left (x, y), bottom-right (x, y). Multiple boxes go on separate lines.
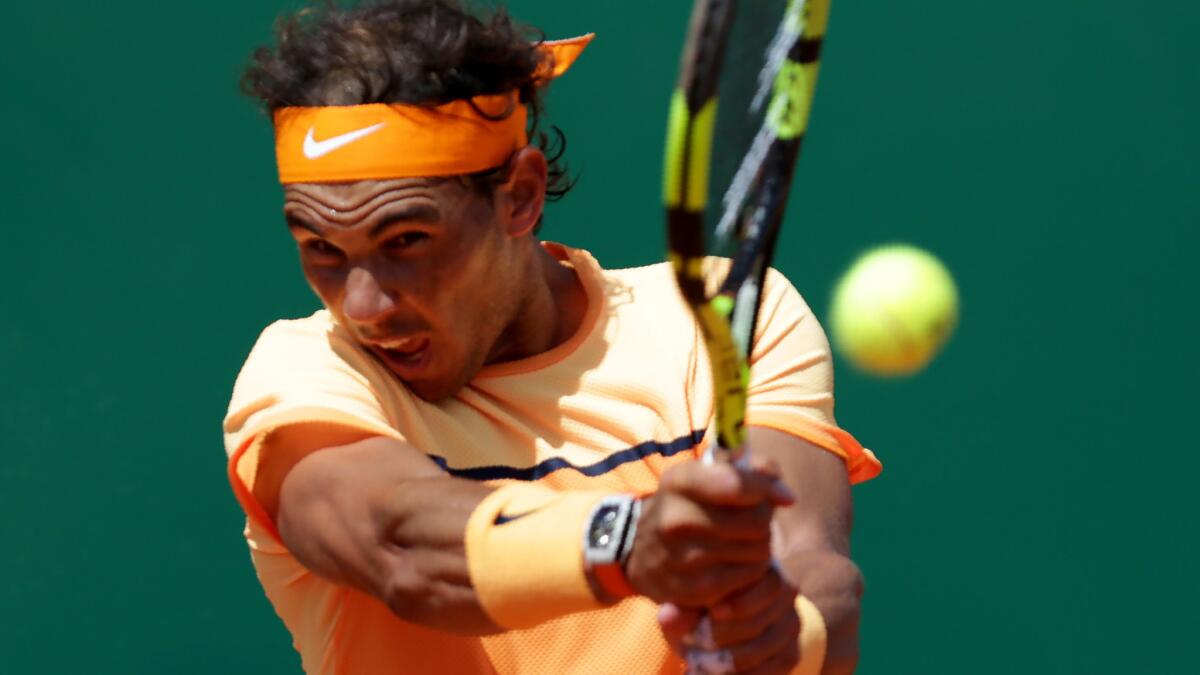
top-left (285, 203), bottom-right (441, 238)
top-left (286, 215), bottom-right (323, 236)
top-left (369, 204), bottom-right (440, 238)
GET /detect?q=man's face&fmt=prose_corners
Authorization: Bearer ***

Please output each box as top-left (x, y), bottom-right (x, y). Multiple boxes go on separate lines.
top-left (283, 175), bottom-right (529, 401)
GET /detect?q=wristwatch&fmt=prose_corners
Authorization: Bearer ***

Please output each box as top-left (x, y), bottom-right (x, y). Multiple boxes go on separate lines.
top-left (583, 495), bottom-right (641, 598)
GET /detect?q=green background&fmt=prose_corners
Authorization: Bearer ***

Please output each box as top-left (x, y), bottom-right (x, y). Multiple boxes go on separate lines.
top-left (3, 1), bottom-right (1196, 672)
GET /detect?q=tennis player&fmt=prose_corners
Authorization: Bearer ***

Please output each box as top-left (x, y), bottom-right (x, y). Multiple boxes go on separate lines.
top-left (223, 1), bottom-right (881, 673)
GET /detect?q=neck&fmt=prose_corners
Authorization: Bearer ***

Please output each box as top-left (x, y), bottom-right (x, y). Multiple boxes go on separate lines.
top-left (486, 243), bottom-right (587, 364)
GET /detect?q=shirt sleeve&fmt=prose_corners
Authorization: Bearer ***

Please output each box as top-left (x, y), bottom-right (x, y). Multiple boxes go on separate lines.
top-left (745, 269), bottom-right (882, 484)
top-left (222, 313), bottom-right (406, 543)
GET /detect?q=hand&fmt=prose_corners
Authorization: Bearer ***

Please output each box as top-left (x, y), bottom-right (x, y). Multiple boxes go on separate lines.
top-left (659, 567), bottom-right (802, 675)
top-left (624, 454), bottom-right (794, 607)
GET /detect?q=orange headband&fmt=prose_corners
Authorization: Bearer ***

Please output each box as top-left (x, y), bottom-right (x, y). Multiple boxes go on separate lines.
top-left (273, 34), bottom-right (593, 184)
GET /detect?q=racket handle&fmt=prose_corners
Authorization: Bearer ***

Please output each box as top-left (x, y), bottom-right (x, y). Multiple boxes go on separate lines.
top-left (685, 636), bottom-right (734, 674)
top-left (701, 443), bottom-right (752, 467)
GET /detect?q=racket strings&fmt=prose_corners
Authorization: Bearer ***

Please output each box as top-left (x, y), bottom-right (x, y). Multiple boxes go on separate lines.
top-left (753, 0), bottom-right (807, 110)
top-left (714, 1), bottom-right (809, 241)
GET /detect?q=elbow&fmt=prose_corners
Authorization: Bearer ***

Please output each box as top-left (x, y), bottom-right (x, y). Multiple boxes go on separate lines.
top-left (378, 553), bottom-right (441, 627)
top-left (379, 551), bottom-right (500, 637)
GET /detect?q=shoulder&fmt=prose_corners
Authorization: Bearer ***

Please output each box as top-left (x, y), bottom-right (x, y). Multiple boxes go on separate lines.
top-left (594, 260), bottom-right (700, 331)
top-left (223, 310), bottom-right (406, 460)
top-left (751, 267), bottom-right (829, 358)
top-left (225, 310), bottom-right (394, 428)
top-left (596, 259), bottom-right (811, 319)
top-left (239, 310), bottom-right (374, 375)
top-left (248, 309), bottom-right (339, 351)
top-left (599, 260), bottom-right (684, 306)
top-left (759, 267), bottom-right (817, 324)
top-left (601, 259), bottom-right (676, 283)
top-left (583, 258), bottom-right (821, 349)
top-left (234, 311), bottom-right (340, 390)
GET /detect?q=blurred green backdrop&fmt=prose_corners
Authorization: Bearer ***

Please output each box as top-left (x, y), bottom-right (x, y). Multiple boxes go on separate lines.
top-left (2, 1), bottom-right (1196, 672)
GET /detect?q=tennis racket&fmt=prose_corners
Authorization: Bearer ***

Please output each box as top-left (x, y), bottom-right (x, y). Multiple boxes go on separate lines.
top-left (663, 2), bottom-right (831, 670)
top-left (664, 0), bottom-right (830, 465)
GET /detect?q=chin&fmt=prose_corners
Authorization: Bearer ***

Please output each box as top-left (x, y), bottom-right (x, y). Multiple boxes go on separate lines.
top-left (401, 371), bottom-right (472, 403)
top-left (394, 375), bottom-right (447, 402)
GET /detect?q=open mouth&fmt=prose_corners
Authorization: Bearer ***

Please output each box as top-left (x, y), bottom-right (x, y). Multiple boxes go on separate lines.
top-left (371, 337), bottom-right (432, 374)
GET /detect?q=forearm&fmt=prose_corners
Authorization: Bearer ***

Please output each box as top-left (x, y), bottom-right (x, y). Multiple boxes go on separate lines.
top-left (276, 436), bottom-right (502, 635)
top-left (747, 426), bottom-right (861, 673)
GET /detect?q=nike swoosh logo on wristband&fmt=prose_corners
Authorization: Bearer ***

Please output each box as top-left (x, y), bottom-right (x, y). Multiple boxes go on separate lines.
top-left (494, 508), bottom-right (542, 525)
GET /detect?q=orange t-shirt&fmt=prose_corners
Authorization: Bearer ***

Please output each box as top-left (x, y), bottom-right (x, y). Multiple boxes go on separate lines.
top-left (223, 243), bottom-right (881, 675)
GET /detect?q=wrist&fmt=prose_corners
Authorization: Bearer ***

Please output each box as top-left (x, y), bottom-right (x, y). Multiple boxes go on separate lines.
top-left (793, 595), bottom-right (828, 675)
top-left (777, 549), bottom-right (863, 673)
top-left (583, 495), bottom-right (642, 602)
top-left (465, 485), bottom-right (611, 629)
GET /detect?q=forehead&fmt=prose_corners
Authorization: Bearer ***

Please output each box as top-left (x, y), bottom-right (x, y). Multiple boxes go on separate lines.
top-left (285, 177), bottom-right (450, 210)
top-left (283, 177), bottom-right (481, 229)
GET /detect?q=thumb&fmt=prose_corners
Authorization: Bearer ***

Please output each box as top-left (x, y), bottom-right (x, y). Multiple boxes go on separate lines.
top-left (657, 602), bottom-right (703, 652)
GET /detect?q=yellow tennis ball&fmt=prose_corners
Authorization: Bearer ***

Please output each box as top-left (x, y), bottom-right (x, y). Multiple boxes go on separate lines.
top-left (830, 245), bottom-right (959, 376)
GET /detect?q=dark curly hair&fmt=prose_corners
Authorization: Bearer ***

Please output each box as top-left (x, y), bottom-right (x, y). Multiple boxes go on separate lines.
top-left (243, 0), bottom-right (576, 211)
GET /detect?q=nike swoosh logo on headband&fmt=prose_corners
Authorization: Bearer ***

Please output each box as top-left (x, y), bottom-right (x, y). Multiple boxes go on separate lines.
top-left (302, 123), bottom-right (387, 160)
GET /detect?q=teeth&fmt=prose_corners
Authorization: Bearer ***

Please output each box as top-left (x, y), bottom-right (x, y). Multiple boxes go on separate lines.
top-left (381, 337), bottom-right (423, 353)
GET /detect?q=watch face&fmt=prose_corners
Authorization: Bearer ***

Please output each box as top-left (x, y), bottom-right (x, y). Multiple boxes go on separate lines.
top-left (589, 505), bottom-right (621, 548)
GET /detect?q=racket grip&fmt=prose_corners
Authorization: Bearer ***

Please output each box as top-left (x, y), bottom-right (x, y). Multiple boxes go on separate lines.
top-left (701, 443), bottom-right (752, 467)
top-left (685, 639), bottom-right (734, 675)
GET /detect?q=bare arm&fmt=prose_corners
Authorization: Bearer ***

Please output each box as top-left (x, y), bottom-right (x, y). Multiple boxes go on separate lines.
top-left (253, 426), bottom-right (501, 635)
top-left (749, 425), bottom-right (863, 675)
top-left (252, 425), bottom-right (787, 638)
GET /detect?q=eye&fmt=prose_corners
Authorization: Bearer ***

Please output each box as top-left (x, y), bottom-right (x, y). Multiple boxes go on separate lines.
top-left (384, 231), bottom-right (430, 252)
top-left (302, 238), bottom-right (345, 263)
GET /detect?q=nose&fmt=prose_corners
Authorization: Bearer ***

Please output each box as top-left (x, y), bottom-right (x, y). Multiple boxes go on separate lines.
top-left (341, 266), bottom-right (397, 323)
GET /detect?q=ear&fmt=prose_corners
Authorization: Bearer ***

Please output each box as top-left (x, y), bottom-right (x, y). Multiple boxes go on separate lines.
top-left (497, 146), bottom-right (548, 237)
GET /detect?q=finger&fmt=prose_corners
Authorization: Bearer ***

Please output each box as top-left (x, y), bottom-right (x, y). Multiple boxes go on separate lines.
top-left (655, 498), bottom-right (774, 542)
top-left (741, 641), bottom-right (800, 675)
top-left (711, 569), bottom-right (789, 621)
top-left (697, 501), bottom-right (775, 541)
top-left (701, 560), bottom-right (775, 607)
top-left (667, 537), bottom-right (773, 571)
top-left (658, 603), bottom-right (703, 653)
top-left (707, 578), bottom-right (794, 648)
top-left (742, 453), bottom-right (779, 478)
top-left (665, 559), bottom-right (774, 608)
top-left (652, 554), bottom-right (772, 607)
top-left (723, 605), bottom-right (800, 672)
top-left (741, 456), bottom-right (795, 507)
top-left (660, 461), bottom-right (794, 508)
